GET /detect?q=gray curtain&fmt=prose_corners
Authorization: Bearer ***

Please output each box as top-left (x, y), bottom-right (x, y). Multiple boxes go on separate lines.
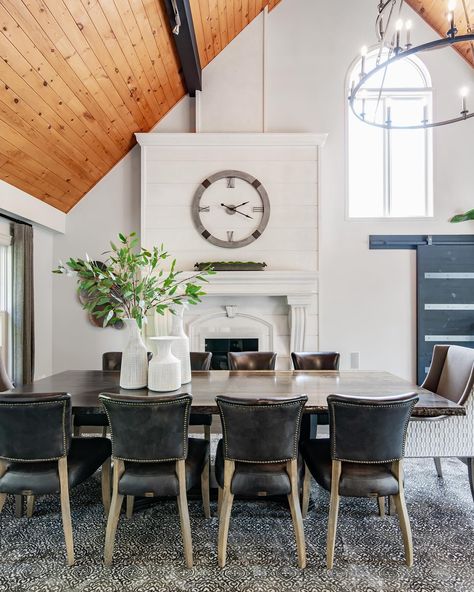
top-left (12, 222), bottom-right (34, 385)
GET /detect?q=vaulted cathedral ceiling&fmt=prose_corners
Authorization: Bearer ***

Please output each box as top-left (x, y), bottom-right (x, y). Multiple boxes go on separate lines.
top-left (405, 0), bottom-right (474, 67)
top-left (0, 0), bottom-right (471, 213)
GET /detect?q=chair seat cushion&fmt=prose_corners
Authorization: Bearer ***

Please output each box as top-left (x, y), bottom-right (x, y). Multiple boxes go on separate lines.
top-left (118, 438), bottom-right (209, 497)
top-left (189, 413), bottom-right (212, 427)
top-left (0, 437), bottom-right (111, 495)
top-left (301, 439), bottom-right (400, 498)
top-left (74, 412), bottom-right (109, 427)
top-left (215, 439), bottom-right (300, 496)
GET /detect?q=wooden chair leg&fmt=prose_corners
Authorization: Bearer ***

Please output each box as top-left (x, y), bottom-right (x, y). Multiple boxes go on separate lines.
top-left (217, 485), bottom-right (223, 517)
top-left (101, 459), bottom-right (111, 516)
top-left (392, 461), bottom-right (413, 567)
top-left (433, 457), bottom-right (443, 478)
top-left (176, 459), bottom-right (193, 568)
top-left (104, 459), bottom-right (125, 566)
top-left (204, 424), bottom-right (211, 442)
top-left (26, 495), bottom-right (35, 518)
top-left (126, 496), bottom-right (135, 518)
top-left (377, 496), bottom-right (385, 517)
top-left (14, 495), bottom-right (23, 518)
top-left (58, 457), bottom-right (75, 566)
top-left (0, 463), bottom-right (7, 514)
top-left (201, 457), bottom-right (211, 518)
top-left (287, 459), bottom-right (307, 569)
top-left (327, 460), bottom-right (342, 570)
top-left (0, 493), bottom-right (6, 513)
top-left (302, 463), bottom-right (311, 519)
top-left (217, 460), bottom-right (235, 568)
top-left (388, 495), bottom-right (396, 516)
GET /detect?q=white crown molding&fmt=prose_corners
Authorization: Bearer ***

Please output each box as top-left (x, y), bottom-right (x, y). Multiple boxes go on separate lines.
top-left (182, 270), bottom-right (318, 298)
top-left (135, 132), bottom-right (328, 147)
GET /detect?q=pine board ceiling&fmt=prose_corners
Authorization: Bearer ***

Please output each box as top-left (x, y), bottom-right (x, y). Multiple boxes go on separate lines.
top-left (0, 0), bottom-right (280, 213)
top-left (405, 0), bottom-right (474, 67)
top-left (0, 0), bottom-right (470, 213)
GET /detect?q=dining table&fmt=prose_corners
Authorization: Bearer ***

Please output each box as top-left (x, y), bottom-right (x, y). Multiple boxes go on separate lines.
top-left (9, 369), bottom-right (466, 417)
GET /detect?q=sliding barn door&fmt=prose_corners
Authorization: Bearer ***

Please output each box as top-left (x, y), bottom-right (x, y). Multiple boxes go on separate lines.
top-left (417, 244), bottom-right (474, 384)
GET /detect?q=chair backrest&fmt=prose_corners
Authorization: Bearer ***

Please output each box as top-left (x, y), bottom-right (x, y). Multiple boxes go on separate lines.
top-left (291, 351), bottom-right (340, 371)
top-left (327, 393), bottom-right (418, 463)
top-left (216, 395), bottom-right (307, 463)
top-left (227, 352), bottom-right (277, 371)
top-left (0, 353), bottom-right (13, 392)
top-left (99, 393), bottom-right (192, 462)
top-left (422, 344), bottom-right (474, 405)
top-left (190, 352), bottom-right (212, 371)
top-left (102, 351), bottom-right (153, 372)
top-left (0, 393), bottom-right (71, 462)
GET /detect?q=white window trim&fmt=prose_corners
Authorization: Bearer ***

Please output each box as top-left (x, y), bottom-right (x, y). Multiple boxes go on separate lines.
top-left (344, 48), bottom-right (434, 221)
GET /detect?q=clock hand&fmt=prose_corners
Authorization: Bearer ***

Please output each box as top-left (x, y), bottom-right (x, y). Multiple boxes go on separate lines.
top-left (233, 201), bottom-right (249, 209)
top-left (233, 209), bottom-right (253, 219)
top-left (220, 202), bottom-right (254, 219)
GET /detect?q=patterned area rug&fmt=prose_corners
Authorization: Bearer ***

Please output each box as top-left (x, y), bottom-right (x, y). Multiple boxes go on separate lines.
top-left (1, 456), bottom-right (473, 592)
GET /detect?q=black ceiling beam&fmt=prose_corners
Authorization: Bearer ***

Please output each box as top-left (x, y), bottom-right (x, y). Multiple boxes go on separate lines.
top-left (163, 0), bottom-right (202, 97)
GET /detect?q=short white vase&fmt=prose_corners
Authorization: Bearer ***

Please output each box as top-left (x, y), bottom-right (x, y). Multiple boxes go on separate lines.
top-left (148, 336), bottom-right (181, 392)
top-left (170, 305), bottom-right (191, 385)
top-left (120, 318), bottom-right (148, 389)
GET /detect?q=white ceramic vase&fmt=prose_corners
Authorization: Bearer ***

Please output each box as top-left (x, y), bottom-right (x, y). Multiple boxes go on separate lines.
top-left (148, 336), bottom-right (181, 392)
top-left (120, 318), bottom-right (148, 389)
top-left (170, 305), bottom-right (191, 385)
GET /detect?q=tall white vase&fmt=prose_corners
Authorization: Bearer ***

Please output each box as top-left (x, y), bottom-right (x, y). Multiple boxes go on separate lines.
top-left (170, 305), bottom-right (191, 385)
top-left (120, 318), bottom-right (148, 389)
top-left (148, 336), bottom-right (181, 392)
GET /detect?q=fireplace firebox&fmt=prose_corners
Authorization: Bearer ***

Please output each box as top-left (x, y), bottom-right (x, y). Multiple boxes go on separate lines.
top-left (204, 338), bottom-right (259, 370)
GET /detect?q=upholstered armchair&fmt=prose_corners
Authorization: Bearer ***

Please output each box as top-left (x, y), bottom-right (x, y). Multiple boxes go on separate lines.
top-left (405, 345), bottom-right (474, 499)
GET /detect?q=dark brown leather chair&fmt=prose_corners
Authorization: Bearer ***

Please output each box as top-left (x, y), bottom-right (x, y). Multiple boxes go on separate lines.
top-left (292, 352), bottom-right (340, 437)
top-left (74, 351), bottom-right (153, 435)
top-left (227, 351), bottom-right (277, 371)
top-left (190, 352), bottom-right (212, 371)
top-left (215, 395), bottom-right (308, 568)
top-left (0, 393), bottom-right (111, 565)
top-left (99, 392), bottom-right (210, 568)
top-left (301, 392), bottom-right (418, 569)
top-left (0, 354), bottom-right (13, 392)
top-left (291, 351), bottom-right (340, 371)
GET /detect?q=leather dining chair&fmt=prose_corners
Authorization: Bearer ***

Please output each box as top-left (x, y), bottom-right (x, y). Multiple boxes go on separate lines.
top-left (301, 392), bottom-right (418, 569)
top-left (215, 394), bottom-right (308, 569)
top-left (227, 351), bottom-right (277, 371)
top-left (291, 352), bottom-right (340, 371)
top-left (99, 392), bottom-right (210, 568)
top-left (190, 352), bottom-right (212, 371)
top-left (0, 353), bottom-right (13, 392)
top-left (0, 392), bottom-right (111, 565)
top-left (73, 351), bottom-right (154, 437)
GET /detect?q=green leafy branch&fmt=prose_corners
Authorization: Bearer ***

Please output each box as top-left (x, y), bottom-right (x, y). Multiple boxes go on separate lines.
top-left (53, 232), bottom-right (214, 329)
top-left (450, 209), bottom-right (474, 224)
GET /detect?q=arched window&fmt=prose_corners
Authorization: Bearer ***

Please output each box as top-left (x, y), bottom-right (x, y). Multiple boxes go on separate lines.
top-left (347, 48), bottom-right (433, 218)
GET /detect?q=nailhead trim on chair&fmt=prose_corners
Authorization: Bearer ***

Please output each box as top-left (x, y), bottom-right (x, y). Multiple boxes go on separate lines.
top-left (0, 400), bottom-right (69, 462)
top-left (217, 399), bottom-right (305, 464)
top-left (100, 397), bottom-right (191, 463)
top-left (329, 400), bottom-right (417, 464)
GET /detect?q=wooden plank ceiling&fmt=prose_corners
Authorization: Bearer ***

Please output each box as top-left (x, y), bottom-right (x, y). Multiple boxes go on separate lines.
top-left (405, 0), bottom-right (474, 67)
top-left (0, 0), bottom-right (280, 213)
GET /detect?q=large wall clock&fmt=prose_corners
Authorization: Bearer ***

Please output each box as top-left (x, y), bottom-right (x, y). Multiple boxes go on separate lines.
top-left (191, 169), bottom-right (270, 248)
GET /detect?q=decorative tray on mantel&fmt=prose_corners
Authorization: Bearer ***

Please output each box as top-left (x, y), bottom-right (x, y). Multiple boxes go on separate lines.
top-left (194, 261), bottom-right (267, 272)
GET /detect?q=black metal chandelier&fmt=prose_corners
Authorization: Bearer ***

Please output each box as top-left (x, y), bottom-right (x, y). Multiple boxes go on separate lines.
top-left (349, 0), bottom-right (474, 130)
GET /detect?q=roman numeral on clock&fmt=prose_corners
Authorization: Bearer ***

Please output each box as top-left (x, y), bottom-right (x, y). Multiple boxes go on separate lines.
top-left (227, 177), bottom-right (235, 188)
top-left (227, 231), bottom-right (234, 242)
top-left (199, 205), bottom-right (210, 212)
top-left (252, 206), bottom-right (264, 212)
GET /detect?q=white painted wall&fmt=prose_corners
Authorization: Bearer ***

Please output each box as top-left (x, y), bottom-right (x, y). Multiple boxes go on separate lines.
top-left (43, 0), bottom-right (474, 378)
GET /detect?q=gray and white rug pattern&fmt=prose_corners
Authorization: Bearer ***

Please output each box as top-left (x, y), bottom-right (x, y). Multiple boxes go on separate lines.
top-left (0, 457), bottom-right (473, 592)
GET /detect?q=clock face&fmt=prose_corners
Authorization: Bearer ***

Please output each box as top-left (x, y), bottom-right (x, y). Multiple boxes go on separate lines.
top-left (191, 170), bottom-right (270, 249)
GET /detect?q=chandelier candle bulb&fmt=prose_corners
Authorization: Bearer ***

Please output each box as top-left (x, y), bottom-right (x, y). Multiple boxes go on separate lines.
top-left (406, 20), bottom-right (413, 49)
top-left (395, 19), bottom-right (403, 52)
top-left (422, 99), bottom-right (428, 124)
top-left (461, 87), bottom-right (469, 114)
top-left (360, 46), bottom-right (368, 77)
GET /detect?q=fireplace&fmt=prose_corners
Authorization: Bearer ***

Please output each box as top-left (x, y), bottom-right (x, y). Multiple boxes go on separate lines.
top-left (205, 338), bottom-right (259, 370)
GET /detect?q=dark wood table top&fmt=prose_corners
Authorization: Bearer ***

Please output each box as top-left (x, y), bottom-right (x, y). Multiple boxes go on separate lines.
top-left (9, 370), bottom-right (465, 417)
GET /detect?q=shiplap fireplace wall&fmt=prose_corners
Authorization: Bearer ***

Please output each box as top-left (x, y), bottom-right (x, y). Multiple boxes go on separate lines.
top-left (137, 133), bottom-right (325, 369)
